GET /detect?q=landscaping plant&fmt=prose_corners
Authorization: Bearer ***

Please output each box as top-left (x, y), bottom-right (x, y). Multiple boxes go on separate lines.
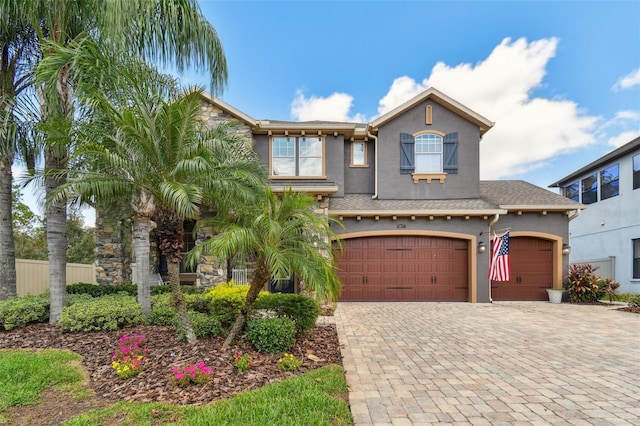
top-left (170, 361), bottom-right (213, 387)
top-left (234, 352), bottom-right (253, 372)
top-left (564, 263), bottom-right (603, 303)
top-left (247, 317), bottom-right (296, 353)
top-left (111, 333), bottom-right (148, 379)
top-left (277, 353), bottom-right (303, 371)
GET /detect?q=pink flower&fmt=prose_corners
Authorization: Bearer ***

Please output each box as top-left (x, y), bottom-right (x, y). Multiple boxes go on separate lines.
top-left (175, 373), bottom-right (185, 379)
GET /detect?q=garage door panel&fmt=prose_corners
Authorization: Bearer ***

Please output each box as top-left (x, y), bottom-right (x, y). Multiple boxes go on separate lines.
top-left (337, 236), bottom-right (468, 302)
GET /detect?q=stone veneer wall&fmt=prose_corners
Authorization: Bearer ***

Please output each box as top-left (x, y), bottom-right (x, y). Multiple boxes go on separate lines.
top-left (94, 209), bottom-right (133, 285)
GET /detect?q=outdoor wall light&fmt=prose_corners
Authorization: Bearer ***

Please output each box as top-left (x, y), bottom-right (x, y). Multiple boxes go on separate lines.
top-left (562, 244), bottom-right (571, 256)
top-left (478, 241), bottom-right (487, 253)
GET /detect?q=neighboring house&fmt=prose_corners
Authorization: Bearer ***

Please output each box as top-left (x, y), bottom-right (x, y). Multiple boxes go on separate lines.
top-left (96, 87), bottom-right (583, 302)
top-left (550, 137), bottom-right (640, 293)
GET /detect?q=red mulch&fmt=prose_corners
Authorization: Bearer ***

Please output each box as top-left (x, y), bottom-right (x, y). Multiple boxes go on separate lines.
top-left (0, 322), bottom-right (343, 425)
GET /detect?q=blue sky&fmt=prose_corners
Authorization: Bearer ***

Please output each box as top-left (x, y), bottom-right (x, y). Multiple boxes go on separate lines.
top-left (184, 0), bottom-right (640, 187)
top-left (15, 1), bottom-right (640, 227)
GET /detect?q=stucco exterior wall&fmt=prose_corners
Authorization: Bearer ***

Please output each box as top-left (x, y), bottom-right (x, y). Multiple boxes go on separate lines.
top-left (376, 100), bottom-right (481, 200)
top-left (567, 152), bottom-right (640, 293)
top-left (343, 139), bottom-right (375, 194)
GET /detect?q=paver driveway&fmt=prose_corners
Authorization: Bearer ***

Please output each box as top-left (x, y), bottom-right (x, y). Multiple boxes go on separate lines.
top-left (335, 302), bottom-right (640, 425)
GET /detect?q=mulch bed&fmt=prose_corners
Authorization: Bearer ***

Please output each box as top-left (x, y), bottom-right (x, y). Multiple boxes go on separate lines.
top-left (0, 322), bottom-right (342, 409)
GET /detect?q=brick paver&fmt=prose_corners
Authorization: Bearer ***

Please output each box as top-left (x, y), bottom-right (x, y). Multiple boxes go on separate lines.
top-left (335, 302), bottom-right (640, 425)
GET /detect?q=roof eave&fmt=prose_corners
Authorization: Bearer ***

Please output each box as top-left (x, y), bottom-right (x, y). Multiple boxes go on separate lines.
top-left (329, 209), bottom-right (507, 217)
top-left (200, 91), bottom-right (257, 126)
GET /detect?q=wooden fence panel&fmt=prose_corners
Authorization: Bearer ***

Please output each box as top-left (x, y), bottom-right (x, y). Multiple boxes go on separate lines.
top-left (16, 259), bottom-right (96, 296)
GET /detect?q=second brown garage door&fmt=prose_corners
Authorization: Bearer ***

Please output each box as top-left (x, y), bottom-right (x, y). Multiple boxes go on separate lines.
top-left (337, 236), bottom-right (468, 302)
top-left (491, 237), bottom-right (553, 301)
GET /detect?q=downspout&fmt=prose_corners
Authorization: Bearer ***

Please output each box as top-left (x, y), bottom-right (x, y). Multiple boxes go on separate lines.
top-left (567, 209), bottom-right (581, 221)
top-left (368, 130), bottom-right (379, 199)
top-left (488, 213), bottom-right (500, 229)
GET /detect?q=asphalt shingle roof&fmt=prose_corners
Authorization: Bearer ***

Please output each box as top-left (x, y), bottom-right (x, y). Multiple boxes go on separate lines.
top-left (328, 180), bottom-right (582, 215)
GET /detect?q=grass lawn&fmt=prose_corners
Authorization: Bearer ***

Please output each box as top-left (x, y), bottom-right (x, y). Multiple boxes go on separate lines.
top-left (0, 349), bottom-right (352, 426)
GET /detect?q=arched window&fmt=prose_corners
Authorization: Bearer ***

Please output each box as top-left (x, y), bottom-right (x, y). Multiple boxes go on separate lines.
top-left (414, 133), bottom-right (443, 173)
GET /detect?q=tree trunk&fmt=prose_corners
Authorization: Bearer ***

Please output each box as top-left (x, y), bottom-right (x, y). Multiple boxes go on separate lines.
top-left (46, 148), bottom-right (67, 323)
top-left (223, 261), bottom-right (270, 348)
top-left (132, 217), bottom-right (153, 314)
top-left (168, 261), bottom-right (196, 344)
top-left (0, 155), bottom-right (16, 300)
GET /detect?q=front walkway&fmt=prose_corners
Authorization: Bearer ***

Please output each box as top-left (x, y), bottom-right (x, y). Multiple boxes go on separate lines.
top-left (335, 302), bottom-right (640, 425)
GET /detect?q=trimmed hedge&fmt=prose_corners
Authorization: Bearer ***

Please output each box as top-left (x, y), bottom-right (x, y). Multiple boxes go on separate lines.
top-left (66, 283), bottom-right (204, 298)
top-left (204, 285), bottom-right (268, 329)
top-left (253, 293), bottom-right (321, 332)
top-left (0, 294), bottom-right (49, 330)
top-left (59, 294), bottom-right (145, 332)
top-left (246, 317), bottom-right (296, 353)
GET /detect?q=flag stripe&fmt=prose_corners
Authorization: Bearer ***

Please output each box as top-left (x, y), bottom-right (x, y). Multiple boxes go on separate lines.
top-left (488, 231), bottom-right (510, 281)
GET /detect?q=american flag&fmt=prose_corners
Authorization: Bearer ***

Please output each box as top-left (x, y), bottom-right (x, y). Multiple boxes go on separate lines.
top-left (489, 231), bottom-right (510, 281)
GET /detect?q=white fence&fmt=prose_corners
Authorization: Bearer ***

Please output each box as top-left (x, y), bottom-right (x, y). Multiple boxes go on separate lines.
top-left (16, 259), bottom-right (96, 296)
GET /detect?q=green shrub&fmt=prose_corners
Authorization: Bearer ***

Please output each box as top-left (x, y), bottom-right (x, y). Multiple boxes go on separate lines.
top-left (151, 293), bottom-right (173, 308)
top-left (253, 293), bottom-right (321, 332)
top-left (66, 283), bottom-right (137, 297)
top-left (59, 294), bottom-right (144, 332)
top-left (564, 264), bottom-right (603, 303)
top-left (246, 317), bottom-right (296, 353)
top-left (147, 305), bottom-right (178, 326)
top-left (175, 311), bottom-right (223, 341)
top-left (66, 293), bottom-right (94, 306)
top-left (0, 294), bottom-right (49, 330)
top-left (627, 294), bottom-right (640, 308)
top-left (185, 293), bottom-right (211, 314)
top-left (204, 284), bottom-right (269, 329)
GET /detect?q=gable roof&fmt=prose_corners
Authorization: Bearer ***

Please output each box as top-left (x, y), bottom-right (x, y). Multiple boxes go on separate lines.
top-left (200, 91), bottom-right (257, 126)
top-left (549, 136), bottom-right (640, 188)
top-left (369, 87), bottom-right (495, 136)
top-left (480, 180), bottom-right (583, 211)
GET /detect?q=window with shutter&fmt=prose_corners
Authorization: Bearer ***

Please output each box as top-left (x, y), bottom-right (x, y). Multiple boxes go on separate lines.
top-left (443, 132), bottom-right (459, 174)
top-left (400, 133), bottom-right (415, 174)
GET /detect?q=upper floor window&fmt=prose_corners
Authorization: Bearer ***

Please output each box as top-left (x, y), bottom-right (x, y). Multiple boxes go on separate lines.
top-left (581, 174), bottom-right (598, 204)
top-left (350, 141), bottom-right (368, 167)
top-left (565, 182), bottom-right (579, 202)
top-left (634, 154), bottom-right (640, 190)
top-left (400, 132), bottom-right (458, 176)
top-left (415, 134), bottom-right (443, 173)
top-left (600, 164), bottom-right (619, 200)
top-left (271, 136), bottom-right (324, 178)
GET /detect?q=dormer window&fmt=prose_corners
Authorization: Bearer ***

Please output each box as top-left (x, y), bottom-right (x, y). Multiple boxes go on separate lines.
top-left (270, 136), bottom-right (325, 178)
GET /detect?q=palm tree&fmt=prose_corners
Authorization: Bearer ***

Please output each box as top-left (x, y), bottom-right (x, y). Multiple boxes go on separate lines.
top-left (45, 48), bottom-right (265, 342)
top-left (3, 0), bottom-right (228, 321)
top-left (0, 7), bottom-right (40, 300)
top-left (187, 188), bottom-right (343, 347)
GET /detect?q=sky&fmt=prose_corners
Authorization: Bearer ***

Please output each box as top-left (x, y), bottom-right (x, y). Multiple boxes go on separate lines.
top-left (15, 0), bottom-right (640, 227)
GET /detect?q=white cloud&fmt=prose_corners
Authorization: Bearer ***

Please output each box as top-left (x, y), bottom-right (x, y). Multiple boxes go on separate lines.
top-left (613, 68), bottom-right (640, 91)
top-left (607, 130), bottom-right (640, 148)
top-left (614, 110), bottom-right (640, 121)
top-left (290, 90), bottom-right (366, 122)
top-left (376, 37), bottom-right (599, 179)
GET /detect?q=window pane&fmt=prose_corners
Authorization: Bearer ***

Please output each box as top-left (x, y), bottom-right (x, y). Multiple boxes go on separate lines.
top-left (415, 134), bottom-right (442, 153)
top-left (352, 142), bottom-right (365, 165)
top-left (273, 137), bottom-right (295, 157)
top-left (415, 153), bottom-right (441, 173)
top-left (600, 164), bottom-right (619, 200)
top-left (272, 157), bottom-right (295, 176)
top-left (634, 154), bottom-right (640, 190)
top-left (581, 174), bottom-right (598, 204)
top-left (299, 137), bottom-right (323, 176)
top-left (565, 182), bottom-right (579, 201)
top-left (299, 157), bottom-right (323, 176)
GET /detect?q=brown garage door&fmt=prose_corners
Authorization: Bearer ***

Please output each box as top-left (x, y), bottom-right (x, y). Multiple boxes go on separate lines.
top-left (337, 236), bottom-right (468, 302)
top-left (491, 237), bottom-right (553, 301)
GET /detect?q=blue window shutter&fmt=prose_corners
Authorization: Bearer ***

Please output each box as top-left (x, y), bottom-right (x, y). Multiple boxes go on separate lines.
top-left (443, 132), bottom-right (458, 174)
top-left (400, 133), bottom-right (415, 174)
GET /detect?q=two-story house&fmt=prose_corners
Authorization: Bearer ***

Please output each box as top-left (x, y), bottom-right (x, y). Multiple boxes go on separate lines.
top-left (95, 87), bottom-right (582, 302)
top-left (550, 137), bottom-right (640, 293)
